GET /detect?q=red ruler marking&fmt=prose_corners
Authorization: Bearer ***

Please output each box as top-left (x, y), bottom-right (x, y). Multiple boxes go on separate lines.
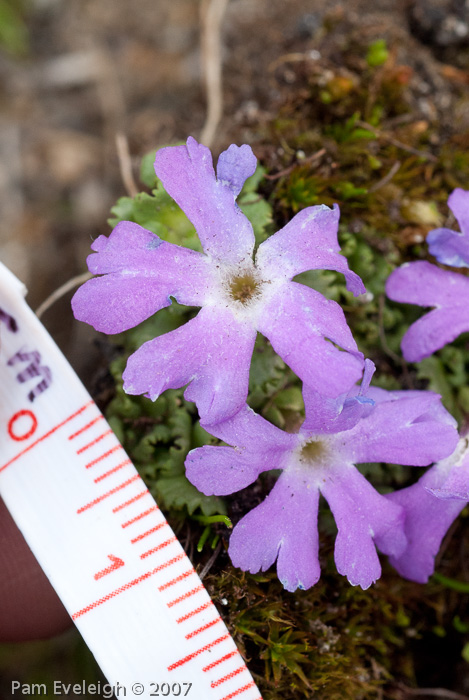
top-left (77, 474), bottom-right (141, 514)
top-left (167, 584), bottom-right (205, 608)
top-left (202, 651), bottom-right (238, 673)
top-left (72, 552), bottom-right (185, 619)
top-left (1, 401), bottom-right (93, 473)
top-left (94, 459), bottom-right (132, 483)
top-left (121, 505), bottom-right (158, 527)
top-left (85, 444), bottom-right (122, 469)
top-left (76, 430), bottom-right (113, 454)
top-left (211, 667), bottom-right (247, 689)
top-left (68, 415), bottom-right (104, 440)
top-left (185, 617), bottom-right (222, 640)
top-left (219, 682), bottom-right (256, 700)
top-left (158, 568), bottom-right (196, 592)
top-left (176, 601), bottom-right (214, 624)
top-left (113, 490), bottom-right (150, 513)
top-left (140, 536), bottom-right (177, 559)
top-left (167, 634), bottom-right (230, 671)
top-left (130, 522), bottom-right (168, 544)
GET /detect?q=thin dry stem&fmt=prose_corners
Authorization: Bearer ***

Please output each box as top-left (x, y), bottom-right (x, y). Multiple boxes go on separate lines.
top-left (369, 160), bottom-right (401, 193)
top-left (36, 272), bottom-right (92, 319)
top-left (199, 541), bottom-right (222, 581)
top-left (356, 120), bottom-right (438, 162)
top-left (199, 0), bottom-right (229, 148)
top-left (116, 132), bottom-right (139, 198)
top-left (398, 683), bottom-right (469, 700)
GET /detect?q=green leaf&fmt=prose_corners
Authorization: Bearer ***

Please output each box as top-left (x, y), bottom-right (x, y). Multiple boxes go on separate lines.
top-left (366, 39), bottom-right (389, 67)
top-left (242, 164), bottom-right (267, 193)
top-left (155, 475), bottom-right (227, 516)
top-left (0, 0), bottom-right (28, 56)
top-left (238, 193), bottom-right (273, 246)
top-left (140, 150), bottom-right (158, 189)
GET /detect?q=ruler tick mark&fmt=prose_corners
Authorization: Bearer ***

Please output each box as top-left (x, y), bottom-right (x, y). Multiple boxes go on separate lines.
top-left (167, 584), bottom-right (205, 608)
top-left (77, 474), bottom-right (140, 513)
top-left (202, 651), bottom-right (238, 672)
top-left (176, 601), bottom-right (214, 624)
top-left (167, 634), bottom-right (230, 670)
top-left (112, 490), bottom-right (149, 513)
top-left (68, 414), bottom-right (104, 440)
top-left (76, 429), bottom-right (113, 454)
top-left (140, 536), bottom-right (177, 559)
top-left (185, 617), bottom-right (222, 639)
top-left (130, 521), bottom-right (167, 544)
top-left (211, 666), bottom-right (247, 689)
top-left (94, 459), bottom-right (132, 483)
top-left (85, 444), bottom-right (122, 469)
top-left (218, 681), bottom-right (256, 700)
top-left (121, 505), bottom-right (158, 527)
top-left (158, 568), bottom-right (196, 591)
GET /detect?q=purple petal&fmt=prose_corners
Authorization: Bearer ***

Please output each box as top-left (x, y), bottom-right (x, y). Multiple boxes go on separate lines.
top-left (256, 204), bottom-right (365, 295)
top-left (301, 359), bottom-right (376, 434)
top-left (427, 445), bottom-right (469, 500)
top-left (387, 465), bottom-right (465, 583)
top-left (199, 404), bottom-right (297, 454)
top-left (427, 189), bottom-right (469, 267)
top-left (186, 405), bottom-right (296, 495)
top-left (320, 465), bottom-right (406, 589)
top-left (229, 471), bottom-right (321, 591)
top-left (427, 227), bottom-right (469, 268)
top-left (386, 260), bottom-right (469, 308)
top-left (216, 144), bottom-right (257, 196)
top-left (72, 221), bottom-right (212, 334)
top-left (185, 439), bottom-right (288, 496)
top-left (154, 137), bottom-right (255, 264)
top-left (400, 306), bottom-right (469, 362)
top-left (258, 281), bottom-right (364, 398)
top-left (448, 188), bottom-right (469, 234)
top-left (123, 306), bottom-right (256, 424)
top-left (340, 391), bottom-right (458, 466)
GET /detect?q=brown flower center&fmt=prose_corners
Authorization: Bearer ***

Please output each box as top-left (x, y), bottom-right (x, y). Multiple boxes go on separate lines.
top-left (299, 440), bottom-right (327, 463)
top-left (228, 274), bottom-right (261, 305)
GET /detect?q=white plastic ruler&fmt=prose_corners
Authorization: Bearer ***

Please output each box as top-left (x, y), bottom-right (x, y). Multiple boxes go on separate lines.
top-left (0, 261), bottom-right (262, 700)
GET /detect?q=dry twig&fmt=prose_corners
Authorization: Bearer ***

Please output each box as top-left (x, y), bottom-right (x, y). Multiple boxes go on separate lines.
top-left (116, 132), bottom-right (139, 198)
top-left (398, 683), bottom-right (469, 700)
top-left (199, 0), bottom-right (229, 148)
top-left (199, 541), bottom-right (222, 581)
top-left (369, 160), bottom-right (401, 193)
top-left (36, 272), bottom-right (92, 319)
top-left (356, 120), bottom-right (438, 162)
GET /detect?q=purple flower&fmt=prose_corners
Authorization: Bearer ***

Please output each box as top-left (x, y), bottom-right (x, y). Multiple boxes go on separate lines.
top-left (386, 437), bottom-right (469, 583)
top-left (185, 361), bottom-right (458, 591)
top-left (72, 137), bottom-right (365, 425)
top-left (426, 189), bottom-right (469, 268)
top-left (386, 261), bottom-right (469, 362)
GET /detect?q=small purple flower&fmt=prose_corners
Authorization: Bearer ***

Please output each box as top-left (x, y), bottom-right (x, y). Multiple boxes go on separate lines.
top-left (426, 189), bottom-right (469, 268)
top-left (72, 137), bottom-right (366, 425)
top-left (185, 361), bottom-right (458, 591)
top-left (386, 437), bottom-right (469, 583)
top-left (386, 261), bottom-right (469, 362)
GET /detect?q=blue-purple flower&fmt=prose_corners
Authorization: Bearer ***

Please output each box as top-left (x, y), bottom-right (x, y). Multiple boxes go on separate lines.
top-left (426, 188), bottom-right (469, 268)
top-left (72, 137), bottom-right (365, 425)
top-left (185, 362), bottom-right (458, 591)
top-left (386, 437), bottom-right (469, 583)
top-left (386, 260), bottom-right (469, 362)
